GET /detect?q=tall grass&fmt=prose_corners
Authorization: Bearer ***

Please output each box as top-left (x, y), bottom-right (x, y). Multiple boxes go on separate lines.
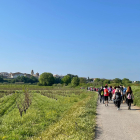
top-left (132, 86), bottom-right (140, 107)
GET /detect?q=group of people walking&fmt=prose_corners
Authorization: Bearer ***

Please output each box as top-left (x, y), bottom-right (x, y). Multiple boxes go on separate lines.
top-left (98, 85), bottom-right (134, 110)
top-left (87, 87), bottom-right (98, 91)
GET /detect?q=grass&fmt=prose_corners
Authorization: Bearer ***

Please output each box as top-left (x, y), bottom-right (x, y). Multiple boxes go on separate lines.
top-left (132, 86), bottom-right (140, 107)
top-left (0, 84), bottom-right (84, 91)
top-left (0, 85), bottom-right (54, 90)
top-left (30, 92), bottom-right (98, 140)
top-left (0, 89), bottom-right (98, 140)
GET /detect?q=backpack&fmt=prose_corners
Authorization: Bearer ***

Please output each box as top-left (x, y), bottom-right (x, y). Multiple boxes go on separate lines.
top-left (115, 92), bottom-right (121, 101)
top-left (109, 88), bottom-right (112, 92)
top-left (127, 93), bottom-right (131, 99)
top-left (101, 90), bottom-right (104, 95)
top-left (98, 89), bottom-right (101, 95)
top-left (123, 88), bottom-right (126, 92)
top-left (120, 86), bottom-right (123, 92)
top-left (100, 89), bottom-right (104, 95)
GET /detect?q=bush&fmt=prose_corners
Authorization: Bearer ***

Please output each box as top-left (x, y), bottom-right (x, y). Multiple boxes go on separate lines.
top-left (37, 82), bottom-right (43, 86)
top-left (61, 75), bottom-right (71, 85)
top-left (39, 73), bottom-right (54, 86)
top-left (71, 77), bottom-right (80, 87)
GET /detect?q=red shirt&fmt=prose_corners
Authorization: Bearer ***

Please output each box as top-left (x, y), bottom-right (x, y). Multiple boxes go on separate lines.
top-left (112, 89), bottom-right (116, 94)
top-left (104, 89), bottom-right (109, 96)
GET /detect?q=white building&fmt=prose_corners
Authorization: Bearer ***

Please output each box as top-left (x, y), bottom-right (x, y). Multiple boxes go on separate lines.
top-left (10, 72), bottom-right (24, 78)
top-left (0, 72), bottom-right (9, 78)
top-left (132, 81), bottom-right (137, 83)
top-left (0, 70), bottom-right (39, 79)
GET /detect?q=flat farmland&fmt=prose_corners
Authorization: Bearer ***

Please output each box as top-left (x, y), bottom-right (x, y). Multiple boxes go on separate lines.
top-left (0, 86), bottom-right (98, 140)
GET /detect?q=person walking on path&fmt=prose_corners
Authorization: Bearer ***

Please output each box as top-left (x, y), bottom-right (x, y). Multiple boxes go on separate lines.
top-left (109, 86), bottom-right (112, 101)
top-left (98, 88), bottom-right (102, 103)
top-left (120, 85), bottom-right (123, 103)
top-left (112, 86), bottom-right (116, 104)
top-left (126, 86), bottom-right (134, 110)
top-left (104, 86), bottom-right (109, 106)
top-left (122, 85), bottom-right (127, 102)
top-left (98, 86), bottom-right (104, 103)
top-left (101, 86), bottom-right (104, 104)
top-left (114, 88), bottom-right (121, 110)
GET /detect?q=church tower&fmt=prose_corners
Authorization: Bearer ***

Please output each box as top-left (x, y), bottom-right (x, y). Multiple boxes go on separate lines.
top-left (31, 70), bottom-right (34, 76)
top-left (36, 72), bottom-right (39, 77)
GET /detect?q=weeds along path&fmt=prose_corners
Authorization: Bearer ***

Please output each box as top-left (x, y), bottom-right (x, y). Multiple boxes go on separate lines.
top-left (30, 93), bottom-right (98, 140)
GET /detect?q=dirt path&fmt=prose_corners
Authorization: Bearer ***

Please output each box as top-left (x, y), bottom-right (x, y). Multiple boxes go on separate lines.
top-left (95, 100), bottom-right (140, 140)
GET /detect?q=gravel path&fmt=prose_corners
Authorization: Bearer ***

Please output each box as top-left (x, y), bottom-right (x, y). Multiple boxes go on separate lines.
top-left (95, 100), bottom-right (140, 140)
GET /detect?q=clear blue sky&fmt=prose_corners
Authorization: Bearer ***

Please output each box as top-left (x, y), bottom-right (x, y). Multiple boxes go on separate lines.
top-left (0, 0), bottom-right (140, 81)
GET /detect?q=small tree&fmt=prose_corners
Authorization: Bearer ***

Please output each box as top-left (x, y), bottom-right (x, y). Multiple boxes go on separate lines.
top-left (111, 78), bottom-right (122, 84)
top-left (54, 77), bottom-right (61, 84)
top-left (103, 79), bottom-right (110, 85)
top-left (71, 77), bottom-right (80, 87)
top-left (0, 76), bottom-right (3, 82)
top-left (80, 78), bottom-right (87, 84)
top-left (61, 75), bottom-right (71, 85)
top-left (94, 78), bottom-right (101, 82)
top-left (122, 78), bottom-right (131, 85)
top-left (30, 76), bottom-right (38, 83)
top-left (39, 72), bottom-right (54, 86)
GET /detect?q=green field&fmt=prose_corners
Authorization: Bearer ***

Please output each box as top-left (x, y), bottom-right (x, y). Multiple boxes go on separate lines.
top-left (0, 86), bottom-right (98, 140)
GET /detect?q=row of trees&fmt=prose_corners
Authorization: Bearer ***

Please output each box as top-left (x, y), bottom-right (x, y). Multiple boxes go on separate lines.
top-left (38, 73), bottom-right (135, 87)
top-left (0, 76), bottom-right (38, 84)
top-left (94, 78), bottom-right (132, 86)
top-left (38, 73), bottom-right (86, 86)
top-left (11, 76), bottom-right (38, 83)
top-left (0, 73), bottom-right (136, 87)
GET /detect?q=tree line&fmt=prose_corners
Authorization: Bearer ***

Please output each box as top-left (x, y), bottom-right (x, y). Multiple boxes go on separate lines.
top-left (0, 76), bottom-right (38, 84)
top-left (93, 78), bottom-right (132, 87)
top-left (0, 73), bottom-right (138, 87)
top-left (38, 73), bottom-right (136, 87)
top-left (38, 73), bottom-right (86, 87)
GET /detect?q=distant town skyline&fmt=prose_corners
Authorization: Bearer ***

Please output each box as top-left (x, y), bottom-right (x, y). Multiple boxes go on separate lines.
top-left (0, 71), bottom-right (137, 82)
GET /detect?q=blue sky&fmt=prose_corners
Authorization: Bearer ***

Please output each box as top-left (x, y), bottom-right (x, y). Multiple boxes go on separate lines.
top-left (0, 0), bottom-right (140, 81)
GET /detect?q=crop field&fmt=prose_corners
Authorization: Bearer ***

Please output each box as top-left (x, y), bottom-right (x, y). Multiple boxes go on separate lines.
top-left (0, 86), bottom-right (98, 140)
top-left (0, 85), bottom-right (54, 90)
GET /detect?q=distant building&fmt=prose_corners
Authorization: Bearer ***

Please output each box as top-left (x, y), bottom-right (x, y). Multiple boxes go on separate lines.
top-left (53, 74), bottom-right (64, 79)
top-left (31, 70), bottom-right (34, 76)
top-left (10, 72), bottom-right (24, 78)
top-left (0, 72), bottom-right (9, 78)
top-left (34, 72), bottom-right (40, 79)
top-left (7, 70), bottom-right (40, 79)
top-left (90, 79), bottom-right (94, 82)
top-left (31, 70), bottom-right (39, 79)
top-left (24, 73), bottom-right (32, 78)
top-left (132, 81), bottom-right (137, 83)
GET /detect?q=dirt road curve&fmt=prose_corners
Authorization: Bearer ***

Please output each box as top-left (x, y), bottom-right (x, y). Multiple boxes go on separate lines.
top-left (95, 100), bottom-right (140, 140)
